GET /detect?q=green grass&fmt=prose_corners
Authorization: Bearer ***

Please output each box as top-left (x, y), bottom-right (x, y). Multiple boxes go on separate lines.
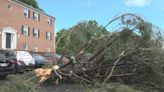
top-left (84, 83), bottom-right (145, 92)
top-left (0, 82), bottom-right (30, 92)
top-left (0, 72), bottom-right (162, 92)
top-left (0, 72), bottom-right (37, 92)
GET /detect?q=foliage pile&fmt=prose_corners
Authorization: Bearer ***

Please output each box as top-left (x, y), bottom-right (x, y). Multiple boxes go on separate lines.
top-left (53, 13), bottom-right (164, 92)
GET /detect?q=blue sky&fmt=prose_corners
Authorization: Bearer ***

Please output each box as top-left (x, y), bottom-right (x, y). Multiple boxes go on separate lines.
top-left (37, 0), bottom-right (164, 32)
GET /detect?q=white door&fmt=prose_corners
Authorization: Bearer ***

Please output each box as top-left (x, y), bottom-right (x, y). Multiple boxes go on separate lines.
top-left (2, 27), bottom-right (17, 49)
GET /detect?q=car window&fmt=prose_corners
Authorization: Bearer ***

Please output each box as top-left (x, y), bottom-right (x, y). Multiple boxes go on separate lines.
top-left (8, 51), bottom-right (16, 57)
top-left (43, 53), bottom-right (54, 57)
top-left (4, 50), bottom-right (16, 57)
top-left (0, 50), bottom-right (16, 58)
top-left (33, 54), bottom-right (46, 60)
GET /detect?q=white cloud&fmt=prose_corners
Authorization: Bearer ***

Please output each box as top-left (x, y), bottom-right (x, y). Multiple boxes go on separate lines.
top-left (124, 0), bottom-right (152, 7)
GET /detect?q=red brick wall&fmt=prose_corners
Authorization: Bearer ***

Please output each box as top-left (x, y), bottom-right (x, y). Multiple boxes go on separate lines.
top-left (0, 0), bottom-right (55, 52)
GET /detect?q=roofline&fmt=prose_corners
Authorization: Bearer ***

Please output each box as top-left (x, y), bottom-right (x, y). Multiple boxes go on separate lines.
top-left (9, 0), bottom-right (55, 19)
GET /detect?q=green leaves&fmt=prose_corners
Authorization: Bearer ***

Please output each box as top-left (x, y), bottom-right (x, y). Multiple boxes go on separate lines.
top-left (19, 0), bottom-right (43, 11)
top-left (56, 20), bottom-right (108, 55)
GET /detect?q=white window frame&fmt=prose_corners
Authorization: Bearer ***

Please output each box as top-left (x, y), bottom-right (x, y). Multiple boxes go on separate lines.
top-left (47, 18), bottom-right (51, 25)
top-left (8, 4), bottom-right (12, 11)
top-left (33, 28), bottom-right (39, 38)
top-left (46, 48), bottom-right (51, 52)
top-left (46, 32), bottom-right (51, 40)
top-left (22, 26), bottom-right (29, 36)
top-left (24, 8), bottom-right (29, 18)
top-left (33, 47), bottom-right (38, 52)
top-left (34, 12), bottom-right (39, 21)
top-left (23, 44), bottom-right (28, 51)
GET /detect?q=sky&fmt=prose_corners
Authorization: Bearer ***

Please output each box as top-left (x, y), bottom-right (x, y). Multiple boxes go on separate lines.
top-left (37, 0), bottom-right (164, 32)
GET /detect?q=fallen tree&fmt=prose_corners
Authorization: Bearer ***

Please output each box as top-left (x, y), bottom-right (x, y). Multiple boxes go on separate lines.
top-left (35, 13), bottom-right (164, 92)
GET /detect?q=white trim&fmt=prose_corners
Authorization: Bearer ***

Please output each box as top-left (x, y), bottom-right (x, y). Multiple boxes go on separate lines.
top-left (23, 44), bottom-right (28, 51)
top-left (33, 47), bottom-right (38, 52)
top-left (46, 32), bottom-right (51, 40)
top-left (7, 3), bottom-right (13, 11)
top-left (2, 27), bottom-right (17, 49)
top-left (47, 18), bottom-right (51, 25)
top-left (34, 12), bottom-right (39, 21)
top-left (22, 25), bottom-right (29, 36)
top-left (33, 28), bottom-right (39, 38)
top-left (24, 8), bottom-right (29, 18)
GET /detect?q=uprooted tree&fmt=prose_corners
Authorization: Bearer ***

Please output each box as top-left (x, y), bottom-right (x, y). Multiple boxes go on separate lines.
top-left (36, 13), bottom-right (164, 92)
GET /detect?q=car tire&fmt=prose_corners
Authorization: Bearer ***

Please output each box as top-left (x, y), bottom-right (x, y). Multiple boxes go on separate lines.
top-left (15, 63), bottom-right (25, 74)
top-left (14, 63), bottom-right (19, 74)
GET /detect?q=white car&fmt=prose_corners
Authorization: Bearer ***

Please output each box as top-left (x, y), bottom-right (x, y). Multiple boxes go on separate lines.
top-left (16, 51), bottom-right (35, 69)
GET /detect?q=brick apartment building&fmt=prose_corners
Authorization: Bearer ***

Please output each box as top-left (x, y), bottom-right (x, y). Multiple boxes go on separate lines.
top-left (0, 0), bottom-right (55, 53)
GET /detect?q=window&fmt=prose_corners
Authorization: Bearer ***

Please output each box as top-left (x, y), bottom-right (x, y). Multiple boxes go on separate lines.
top-left (8, 4), bottom-right (12, 11)
top-left (24, 8), bottom-right (30, 18)
top-left (47, 18), bottom-right (52, 25)
top-left (33, 47), bottom-right (38, 52)
top-left (33, 28), bottom-right (39, 38)
top-left (22, 26), bottom-right (29, 36)
top-left (46, 32), bottom-right (51, 40)
top-left (23, 44), bottom-right (28, 50)
top-left (33, 12), bottom-right (40, 21)
top-left (46, 48), bottom-right (51, 52)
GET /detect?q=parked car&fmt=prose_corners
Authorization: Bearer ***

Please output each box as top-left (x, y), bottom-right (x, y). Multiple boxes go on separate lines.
top-left (54, 54), bottom-right (70, 65)
top-left (42, 53), bottom-right (54, 63)
top-left (31, 53), bottom-right (48, 68)
top-left (16, 51), bottom-right (35, 70)
top-left (0, 49), bottom-right (16, 78)
top-left (42, 53), bottom-right (70, 65)
top-left (15, 58), bottom-right (26, 74)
